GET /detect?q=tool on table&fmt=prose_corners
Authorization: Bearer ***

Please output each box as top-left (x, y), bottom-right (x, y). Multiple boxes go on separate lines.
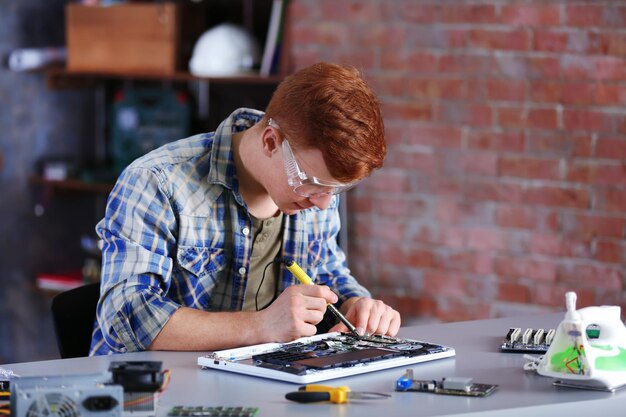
top-left (537, 291), bottom-right (626, 392)
top-left (168, 406), bottom-right (259, 417)
top-left (395, 369), bottom-right (498, 397)
top-left (284, 259), bottom-right (360, 337)
top-left (285, 384), bottom-right (391, 404)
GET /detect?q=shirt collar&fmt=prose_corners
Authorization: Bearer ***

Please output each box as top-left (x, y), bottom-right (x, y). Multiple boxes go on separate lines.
top-left (208, 108), bottom-right (265, 190)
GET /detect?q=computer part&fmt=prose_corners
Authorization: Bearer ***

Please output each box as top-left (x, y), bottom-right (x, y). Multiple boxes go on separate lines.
top-left (395, 369), bottom-right (497, 397)
top-left (10, 373), bottom-right (123, 417)
top-left (198, 332), bottom-right (455, 384)
top-left (500, 327), bottom-right (555, 353)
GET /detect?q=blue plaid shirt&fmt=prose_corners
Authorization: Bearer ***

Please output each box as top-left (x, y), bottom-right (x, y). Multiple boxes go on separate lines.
top-left (89, 108), bottom-right (370, 355)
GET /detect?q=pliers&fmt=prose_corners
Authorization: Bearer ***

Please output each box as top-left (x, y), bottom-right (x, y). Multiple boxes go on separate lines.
top-left (285, 384), bottom-right (391, 404)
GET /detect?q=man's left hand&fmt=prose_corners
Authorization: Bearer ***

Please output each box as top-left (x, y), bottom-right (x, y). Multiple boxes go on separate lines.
top-left (328, 297), bottom-right (401, 336)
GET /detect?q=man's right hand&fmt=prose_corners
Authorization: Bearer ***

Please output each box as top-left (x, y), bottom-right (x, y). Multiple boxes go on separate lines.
top-left (257, 284), bottom-right (338, 342)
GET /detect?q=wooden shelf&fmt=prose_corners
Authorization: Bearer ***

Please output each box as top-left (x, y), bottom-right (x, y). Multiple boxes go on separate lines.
top-left (44, 65), bottom-right (284, 89)
top-left (30, 175), bottom-right (113, 194)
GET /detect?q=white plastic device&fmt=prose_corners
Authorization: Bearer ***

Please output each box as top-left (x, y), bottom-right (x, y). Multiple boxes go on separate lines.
top-left (537, 291), bottom-right (626, 391)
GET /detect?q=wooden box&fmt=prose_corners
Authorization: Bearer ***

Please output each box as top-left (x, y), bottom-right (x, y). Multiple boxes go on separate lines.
top-left (66, 3), bottom-right (192, 75)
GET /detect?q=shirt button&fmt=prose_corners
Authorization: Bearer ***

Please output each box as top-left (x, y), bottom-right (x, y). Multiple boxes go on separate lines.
top-left (238, 267), bottom-right (246, 275)
top-left (242, 227), bottom-right (250, 236)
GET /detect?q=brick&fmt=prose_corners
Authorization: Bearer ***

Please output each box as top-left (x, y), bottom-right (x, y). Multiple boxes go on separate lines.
top-left (437, 103), bottom-right (494, 127)
top-left (440, 4), bottom-right (497, 24)
top-left (596, 84), bottom-right (626, 106)
top-left (528, 108), bottom-right (559, 129)
top-left (346, 194), bottom-right (373, 213)
top-left (562, 109), bottom-right (613, 132)
top-left (558, 263), bottom-right (623, 290)
top-left (497, 282), bottom-right (530, 303)
top-left (434, 299), bottom-right (492, 322)
top-left (495, 205), bottom-right (537, 230)
top-left (494, 255), bottom-right (557, 281)
top-left (594, 188), bottom-right (626, 212)
top-left (465, 181), bottom-right (525, 204)
top-left (370, 74), bottom-right (410, 98)
top-left (497, 106), bottom-right (526, 129)
top-left (527, 132), bottom-right (593, 157)
top-left (468, 29), bottom-right (530, 51)
top-left (485, 79), bottom-right (527, 102)
top-left (441, 227), bottom-right (466, 248)
top-left (389, 149), bottom-right (439, 173)
top-left (566, 5), bottom-right (605, 27)
top-left (382, 101), bottom-right (432, 122)
top-left (596, 138), bottom-right (626, 160)
top-left (526, 185), bottom-right (590, 209)
top-left (334, 50), bottom-right (376, 70)
top-left (501, 5), bottom-right (561, 26)
top-left (412, 28), bottom-right (468, 50)
top-left (363, 170), bottom-right (410, 193)
top-left (291, 23), bottom-right (347, 46)
top-left (561, 55), bottom-right (597, 80)
top-left (467, 130), bottom-right (525, 152)
top-left (434, 198), bottom-right (493, 226)
top-left (407, 78), bottom-right (467, 100)
top-left (367, 219), bottom-right (406, 242)
top-left (405, 222), bottom-right (440, 245)
top-left (423, 272), bottom-right (467, 299)
top-left (493, 56), bottom-right (560, 79)
top-left (562, 213), bottom-right (625, 239)
top-left (381, 51), bottom-right (439, 73)
top-left (603, 32), bottom-right (626, 58)
top-left (595, 240), bottom-right (626, 264)
top-left (435, 250), bottom-right (493, 275)
top-left (375, 195), bottom-right (427, 219)
top-left (531, 82), bottom-right (595, 105)
top-left (383, 3), bottom-right (437, 23)
top-left (439, 54), bottom-right (493, 75)
top-left (378, 244), bottom-right (435, 268)
top-left (461, 152), bottom-right (498, 176)
top-left (568, 162), bottom-right (626, 186)
top-left (405, 123), bottom-right (464, 148)
top-left (466, 228), bottom-right (505, 251)
top-left (530, 284), bottom-right (595, 308)
top-left (595, 56), bottom-right (626, 81)
top-left (533, 30), bottom-right (568, 53)
top-left (320, 1), bottom-right (381, 22)
top-left (499, 156), bottom-right (561, 181)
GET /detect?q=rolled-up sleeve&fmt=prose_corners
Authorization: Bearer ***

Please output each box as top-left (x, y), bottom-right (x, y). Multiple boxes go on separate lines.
top-left (95, 166), bottom-right (180, 352)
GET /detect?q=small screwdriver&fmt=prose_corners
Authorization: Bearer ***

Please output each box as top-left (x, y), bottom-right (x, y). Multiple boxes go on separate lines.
top-left (284, 259), bottom-right (360, 337)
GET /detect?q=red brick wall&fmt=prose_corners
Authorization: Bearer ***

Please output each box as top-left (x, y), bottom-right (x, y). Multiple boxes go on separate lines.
top-left (287, 1), bottom-right (626, 322)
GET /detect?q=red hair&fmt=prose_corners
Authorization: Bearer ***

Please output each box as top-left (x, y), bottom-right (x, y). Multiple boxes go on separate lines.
top-left (264, 62), bottom-right (385, 182)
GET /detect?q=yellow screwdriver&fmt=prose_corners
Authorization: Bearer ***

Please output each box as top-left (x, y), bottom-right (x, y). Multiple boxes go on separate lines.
top-left (285, 385), bottom-right (391, 404)
top-left (284, 259), bottom-right (360, 337)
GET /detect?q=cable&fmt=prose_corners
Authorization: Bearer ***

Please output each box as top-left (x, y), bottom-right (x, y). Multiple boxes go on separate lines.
top-left (255, 258), bottom-right (286, 311)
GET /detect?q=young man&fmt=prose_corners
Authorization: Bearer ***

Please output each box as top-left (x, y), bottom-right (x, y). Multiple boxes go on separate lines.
top-left (90, 62), bottom-right (400, 355)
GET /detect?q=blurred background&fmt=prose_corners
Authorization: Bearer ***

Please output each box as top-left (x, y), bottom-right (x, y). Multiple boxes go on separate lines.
top-left (0, 0), bottom-right (624, 364)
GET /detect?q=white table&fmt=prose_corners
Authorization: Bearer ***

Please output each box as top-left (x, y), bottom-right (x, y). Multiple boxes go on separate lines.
top-left (3, 313), bottom-right (625, 416)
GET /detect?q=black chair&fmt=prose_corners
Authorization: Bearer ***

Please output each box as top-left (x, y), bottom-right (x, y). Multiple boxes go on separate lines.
top-left (50, 282), bottom-right (101, 358)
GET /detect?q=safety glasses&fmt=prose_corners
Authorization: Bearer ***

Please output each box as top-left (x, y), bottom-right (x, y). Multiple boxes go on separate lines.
top-left (268, 118), bottom-right (358, 198)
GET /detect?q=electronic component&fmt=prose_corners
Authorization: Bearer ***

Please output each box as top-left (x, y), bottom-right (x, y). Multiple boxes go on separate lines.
top-left (109, 361), bottom-right (165, 417)
top-left (199, 331), bottom-right (455, 384)
top-left (501, 327), bottom-right (555, 353)
top-left (168, 406), bottom-right (259, 417)
top-left (396, 369), bottom-right (497, 397)
top-left (10, 373), bottom-right (123, 417)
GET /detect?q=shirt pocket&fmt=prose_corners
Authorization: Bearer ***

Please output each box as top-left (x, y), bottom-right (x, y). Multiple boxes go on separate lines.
top-left (177, 245), bottom-right (226, 279)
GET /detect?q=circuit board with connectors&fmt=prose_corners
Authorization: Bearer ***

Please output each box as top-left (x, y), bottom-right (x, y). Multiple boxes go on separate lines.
top-left (500, 327), bottom-right (555, 353)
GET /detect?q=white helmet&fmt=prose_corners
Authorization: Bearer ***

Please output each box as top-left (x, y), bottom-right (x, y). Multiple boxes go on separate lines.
top-left (189, 23), bottom-right (260, 76)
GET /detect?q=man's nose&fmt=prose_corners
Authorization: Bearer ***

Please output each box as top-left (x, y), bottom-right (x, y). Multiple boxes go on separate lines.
top-left (308, 194), bottom-right (332, 210)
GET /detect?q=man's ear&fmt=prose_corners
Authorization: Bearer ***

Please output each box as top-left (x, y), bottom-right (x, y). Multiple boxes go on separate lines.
top-left (261, 126), bottom-right (280, 156)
